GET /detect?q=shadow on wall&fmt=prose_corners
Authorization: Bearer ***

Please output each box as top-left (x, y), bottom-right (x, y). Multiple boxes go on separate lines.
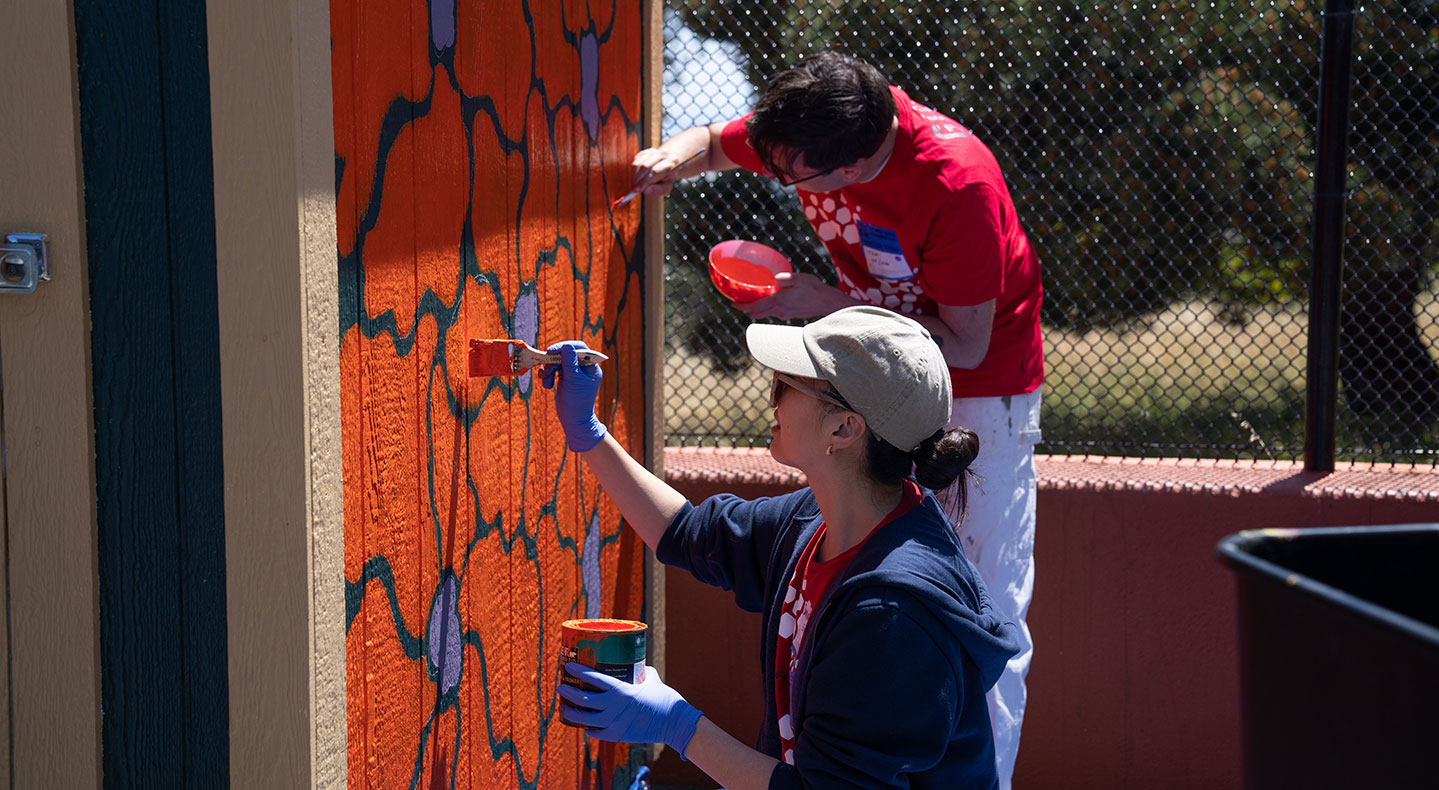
top-left (332, 1), bottom-right (649, 788)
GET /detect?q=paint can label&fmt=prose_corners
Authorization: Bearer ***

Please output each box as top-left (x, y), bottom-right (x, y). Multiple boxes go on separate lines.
top-left (558, 618), bottom-right (648, 728)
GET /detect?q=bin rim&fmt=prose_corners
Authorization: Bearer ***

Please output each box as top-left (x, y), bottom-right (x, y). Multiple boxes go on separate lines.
top-left (1217, 524), bottom-right (1439, 650)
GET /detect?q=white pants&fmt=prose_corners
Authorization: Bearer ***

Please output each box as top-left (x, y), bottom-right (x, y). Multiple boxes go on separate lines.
top-left (936, 388), bottom-right (1041, 790)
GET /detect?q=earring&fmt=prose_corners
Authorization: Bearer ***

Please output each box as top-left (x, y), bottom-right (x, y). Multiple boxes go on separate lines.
top-left (825, 445), bottom-right (834, 456)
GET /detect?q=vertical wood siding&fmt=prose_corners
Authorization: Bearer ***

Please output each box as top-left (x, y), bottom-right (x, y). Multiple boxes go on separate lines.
top-left (332, 1), bottom-right (646, 787)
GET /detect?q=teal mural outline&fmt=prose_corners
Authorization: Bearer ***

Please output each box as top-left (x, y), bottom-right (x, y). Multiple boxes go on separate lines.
top-left (339, 0), bottom-right (646, 788)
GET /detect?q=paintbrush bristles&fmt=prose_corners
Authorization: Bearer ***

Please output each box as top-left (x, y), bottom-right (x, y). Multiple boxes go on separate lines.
top-left (468, 338), bottom-right (609, 377)
top-left (468, 339), bottom-right (519, 376)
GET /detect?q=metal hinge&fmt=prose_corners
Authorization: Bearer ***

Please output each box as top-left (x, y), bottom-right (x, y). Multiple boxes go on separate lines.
top-left (0, 233), bottom-right (51, 294)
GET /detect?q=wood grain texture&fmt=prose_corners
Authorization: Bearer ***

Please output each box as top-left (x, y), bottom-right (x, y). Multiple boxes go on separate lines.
top-left (1, 1), bottom-right (102, 787)
top-left (72, 0), bottom-right (231, 783)
top-left (639, 0), bottom-right (667, 715)
top-left (335, 1), bottom-right (647, 787)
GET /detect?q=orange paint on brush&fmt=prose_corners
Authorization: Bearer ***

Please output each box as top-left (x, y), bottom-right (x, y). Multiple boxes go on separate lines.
top-left (468, 338), bottom-right (521, 376)
top-left (467, 338), bottom-right (609, 376)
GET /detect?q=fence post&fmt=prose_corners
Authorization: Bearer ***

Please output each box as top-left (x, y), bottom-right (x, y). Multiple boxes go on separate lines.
top-left (1305, 0), bottom-right (1357, 473)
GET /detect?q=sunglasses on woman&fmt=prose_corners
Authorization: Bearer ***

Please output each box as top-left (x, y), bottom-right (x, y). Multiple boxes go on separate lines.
top-left (770, 372), bottom-right (853, 411)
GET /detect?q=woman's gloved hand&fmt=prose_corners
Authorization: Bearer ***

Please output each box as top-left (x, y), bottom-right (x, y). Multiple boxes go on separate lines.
top-left (558, 663), bottom-right (704, 757)
top-left (539, 341), bottom-right (607, 453)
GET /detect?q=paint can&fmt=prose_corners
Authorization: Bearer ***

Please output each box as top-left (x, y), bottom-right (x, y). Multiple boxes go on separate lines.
top-left (558, 618), bottom-right (647, 727)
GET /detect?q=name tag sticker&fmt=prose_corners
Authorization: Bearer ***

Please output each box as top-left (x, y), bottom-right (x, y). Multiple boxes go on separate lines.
top-left (857, 221), bottom-right (912, 281)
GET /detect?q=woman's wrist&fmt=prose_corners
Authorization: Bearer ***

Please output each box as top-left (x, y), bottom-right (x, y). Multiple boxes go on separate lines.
top-left (665, 700), bottom-right (704, 759)
top-left (683, 716), bottom-right (782, 790)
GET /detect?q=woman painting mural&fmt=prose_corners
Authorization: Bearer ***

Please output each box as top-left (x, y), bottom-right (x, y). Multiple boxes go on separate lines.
top-left (542, 306), bottom-right (1019, 789)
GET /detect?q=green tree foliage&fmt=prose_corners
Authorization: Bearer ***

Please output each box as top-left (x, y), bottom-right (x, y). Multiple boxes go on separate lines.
top-left (667, 0), bottom-right (1438, 418)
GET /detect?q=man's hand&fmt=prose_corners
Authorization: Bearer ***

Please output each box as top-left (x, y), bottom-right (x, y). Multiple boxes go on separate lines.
top-left (734, 272), bottom-right (860, 320)
top-left (631, 147), bottom-right (689, 196)
top-left (630, 123), bottom-right (735, 196)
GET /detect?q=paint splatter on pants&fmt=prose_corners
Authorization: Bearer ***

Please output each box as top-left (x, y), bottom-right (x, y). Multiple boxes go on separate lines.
top-left (937, 388), bottom-right (1041, 790)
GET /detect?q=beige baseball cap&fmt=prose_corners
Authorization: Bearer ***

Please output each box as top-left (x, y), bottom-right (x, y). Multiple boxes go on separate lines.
top-left (745, 306), bottom-right (952, 451)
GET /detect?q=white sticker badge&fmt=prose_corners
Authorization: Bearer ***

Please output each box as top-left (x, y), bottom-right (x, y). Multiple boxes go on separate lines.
top-left (857, 220), bottom-right (913, 281)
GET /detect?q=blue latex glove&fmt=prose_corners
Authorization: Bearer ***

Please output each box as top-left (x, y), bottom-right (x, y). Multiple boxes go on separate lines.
top-left (558, 663), bottom-right (704, 757)
top-left (539, 341), bottom-right (607, 453)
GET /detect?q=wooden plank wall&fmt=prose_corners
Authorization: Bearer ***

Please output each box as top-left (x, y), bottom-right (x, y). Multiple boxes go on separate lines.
top-left (1, 2), bottom-right (102, 786)
top-left (331, 1), bottom-right (647, 787)
top-left (72, 0), bottom-right (230, 784)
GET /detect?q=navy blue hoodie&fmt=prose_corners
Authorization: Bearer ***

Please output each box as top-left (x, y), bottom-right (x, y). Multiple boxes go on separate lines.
top-left (657, 487), bottom-right (1020, 789)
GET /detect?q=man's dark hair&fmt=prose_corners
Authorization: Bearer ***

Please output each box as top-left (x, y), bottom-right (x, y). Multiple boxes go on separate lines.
top-left (746, 50), bottom-right (896, 177)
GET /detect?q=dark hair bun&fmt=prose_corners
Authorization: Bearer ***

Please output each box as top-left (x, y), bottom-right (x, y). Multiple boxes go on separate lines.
top-left (913, 427), bottom-right (978, 492)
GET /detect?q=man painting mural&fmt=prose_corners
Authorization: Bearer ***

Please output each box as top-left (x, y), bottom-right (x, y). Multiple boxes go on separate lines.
top-left (632, 50), bottom-right (1043, 787)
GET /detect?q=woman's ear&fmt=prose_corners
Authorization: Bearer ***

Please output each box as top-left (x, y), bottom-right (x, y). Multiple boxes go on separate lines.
top-left (829, 411), bottom-right (867, 452)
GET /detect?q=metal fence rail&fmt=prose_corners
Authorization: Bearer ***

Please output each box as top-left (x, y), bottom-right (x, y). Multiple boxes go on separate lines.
top-left (659, 1), bottom-right (1438, 463)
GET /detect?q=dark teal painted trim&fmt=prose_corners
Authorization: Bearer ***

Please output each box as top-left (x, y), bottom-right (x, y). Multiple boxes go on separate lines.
top-left (74, 0), bottom-right (230, 786)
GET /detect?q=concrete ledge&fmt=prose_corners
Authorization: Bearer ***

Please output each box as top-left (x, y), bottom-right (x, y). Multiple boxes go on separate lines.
top-left (662, 446), bottom-right (806, 501)
top-left (1037, 454), bottom-right (1439, 501)
top-left (665, 447), bottom-right (1439, 502)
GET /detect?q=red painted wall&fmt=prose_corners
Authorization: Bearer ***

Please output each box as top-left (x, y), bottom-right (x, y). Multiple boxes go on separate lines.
top-left (654, 450), bottom-right (1439, 788)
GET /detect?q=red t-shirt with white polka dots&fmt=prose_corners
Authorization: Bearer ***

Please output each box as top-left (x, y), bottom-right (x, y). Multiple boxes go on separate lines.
top-left (720, 87), bottom-right (1044, 398)
top-left (773, 481), bottom-right (923, 765)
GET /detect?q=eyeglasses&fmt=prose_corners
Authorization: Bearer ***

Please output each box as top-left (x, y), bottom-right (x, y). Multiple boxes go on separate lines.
top-left (770, 372), bottom-right (853, 411)
top-left (772, 165), bottom-right (840, 188)
top-left (761, 158), bottom-right (843, 188)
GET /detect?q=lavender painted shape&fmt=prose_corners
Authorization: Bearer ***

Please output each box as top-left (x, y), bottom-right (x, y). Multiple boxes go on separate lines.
top-left (582, 514), bottom-right (602, 619)
top-left (579, 33), bottom-right (599, 142)
top-left (427, 574), bottom-right (463, 694)
top-left (513, 291), bottom-right (540, 392)
top-left (431, 0), bottom-right (455, 50)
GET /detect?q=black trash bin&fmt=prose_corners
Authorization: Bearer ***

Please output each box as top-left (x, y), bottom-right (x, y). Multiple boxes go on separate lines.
top-left (1217, 524), bottom-right (1439, 790)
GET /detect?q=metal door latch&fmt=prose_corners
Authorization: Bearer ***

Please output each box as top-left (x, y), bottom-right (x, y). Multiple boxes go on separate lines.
top-left (0, 233), bottom-right (51, 294)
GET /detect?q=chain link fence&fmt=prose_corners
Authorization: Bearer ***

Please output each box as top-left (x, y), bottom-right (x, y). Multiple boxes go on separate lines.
top-left (659, 1), bottom-right (1438, 463)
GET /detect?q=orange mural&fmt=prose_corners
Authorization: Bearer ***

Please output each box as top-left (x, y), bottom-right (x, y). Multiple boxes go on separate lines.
top-left (332, 0), bottom-right (647, 787)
